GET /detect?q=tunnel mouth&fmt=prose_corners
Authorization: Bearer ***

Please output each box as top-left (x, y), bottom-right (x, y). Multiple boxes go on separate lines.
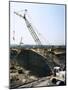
top-left (10, 49), bottom-right (52, 77)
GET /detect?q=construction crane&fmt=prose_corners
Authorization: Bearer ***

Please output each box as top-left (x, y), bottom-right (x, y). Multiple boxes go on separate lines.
top-left (14, 9), bottom-right (42, 45)
top-left (20, 36), bottom-right (23, 45)
top-left (14, 9), bottom-right (56, 74)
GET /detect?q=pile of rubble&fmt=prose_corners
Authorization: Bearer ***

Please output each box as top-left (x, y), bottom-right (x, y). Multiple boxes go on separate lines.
top-left (9, 61), bottom-right (38, 88)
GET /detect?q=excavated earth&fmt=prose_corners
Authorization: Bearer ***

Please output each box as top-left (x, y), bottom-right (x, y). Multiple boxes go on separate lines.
top-left (9, 47), bottom-right (66, 89)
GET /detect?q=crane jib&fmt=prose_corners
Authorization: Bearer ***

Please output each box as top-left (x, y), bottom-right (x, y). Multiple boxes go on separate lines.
top-left (14, 11), bottom-right (42, 45)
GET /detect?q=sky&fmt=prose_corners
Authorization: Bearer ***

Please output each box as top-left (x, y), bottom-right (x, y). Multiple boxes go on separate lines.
top-left (10, 2), bottom-right (65, 45)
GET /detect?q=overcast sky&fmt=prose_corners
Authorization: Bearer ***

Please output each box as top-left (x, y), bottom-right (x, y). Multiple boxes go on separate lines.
top-left (10, 2), bottom-right (65, 45)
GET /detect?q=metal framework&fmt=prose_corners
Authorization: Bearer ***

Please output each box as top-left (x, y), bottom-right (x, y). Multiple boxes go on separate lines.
top-left (14, 10), bottom-right (42, 45)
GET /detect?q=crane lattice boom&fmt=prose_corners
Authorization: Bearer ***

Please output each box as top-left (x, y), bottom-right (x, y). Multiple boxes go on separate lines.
top-left (14, 11), bottom-right (42, 45)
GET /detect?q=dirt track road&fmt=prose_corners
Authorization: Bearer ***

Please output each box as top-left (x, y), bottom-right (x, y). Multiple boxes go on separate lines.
top-left (18, 76), bottom-right (52, 88)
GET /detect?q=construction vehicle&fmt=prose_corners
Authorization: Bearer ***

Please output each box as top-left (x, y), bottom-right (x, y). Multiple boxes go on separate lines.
top-left (51, 66), bottom-right (66, 85)
top-left (14, 9), bottom-right (66, 84)
top-left (14, 9), bottom-right (42, 45)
